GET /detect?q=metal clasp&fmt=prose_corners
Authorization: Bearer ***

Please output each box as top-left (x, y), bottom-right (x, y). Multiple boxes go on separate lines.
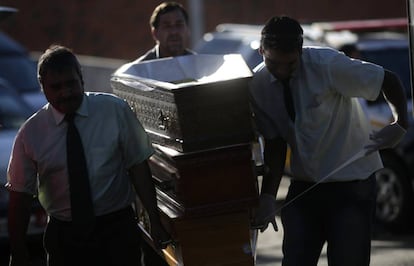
top-left (157, 110), bottom-right (169, 130)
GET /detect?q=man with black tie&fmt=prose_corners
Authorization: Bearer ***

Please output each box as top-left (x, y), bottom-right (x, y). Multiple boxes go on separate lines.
top-left (7, 44), bottom-right (170, 266)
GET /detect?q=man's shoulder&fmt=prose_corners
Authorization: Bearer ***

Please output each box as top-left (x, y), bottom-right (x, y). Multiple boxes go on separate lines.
top-left (85, 93), bottom-right (131, 121)
top-left (17, 105), bottom-right (53, 139)
top-left (134, 47), bottom-right (157, 63)
top-left (184, 48), bottom-right (196, 55)
top-left (302, 46), bottom-right (341, 61)
top-left (85, 92), bottom-right (127, 107)
top-left (134, 47), bottom-right (196, 63)
top-left (251, 62), bottom-right (271, 84)
top-left (303, 45), bottom-right (337, 53)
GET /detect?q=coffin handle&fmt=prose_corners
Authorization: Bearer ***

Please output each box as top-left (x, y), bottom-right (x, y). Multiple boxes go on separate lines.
top-left (157, 110), bottom-right (169, 130)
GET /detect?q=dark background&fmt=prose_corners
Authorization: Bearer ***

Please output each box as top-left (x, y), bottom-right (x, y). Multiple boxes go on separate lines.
top-left (0, 0), bottom-right (408, 59)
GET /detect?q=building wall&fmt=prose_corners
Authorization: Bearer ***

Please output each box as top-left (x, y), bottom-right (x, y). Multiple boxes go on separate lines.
top-left (0, 0), bottom-right (408, 60)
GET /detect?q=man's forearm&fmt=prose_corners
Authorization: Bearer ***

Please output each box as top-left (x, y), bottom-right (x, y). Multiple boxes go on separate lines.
top-left (8, 191), bottom-right (33, 263)
top-left (382, 70), bottom-right (408, 129)
top-left (261, 137), bottom-right (288, 197)
top-left (129, 161), bottom-right (160, 221)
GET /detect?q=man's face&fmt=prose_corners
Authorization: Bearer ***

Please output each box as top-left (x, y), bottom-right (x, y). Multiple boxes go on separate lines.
top-left (152, 9), bottom-right (190, 57)
top-left (260, 47), bottom-right (301, 81)
top-left (41, 67), bottom-right (84, 114)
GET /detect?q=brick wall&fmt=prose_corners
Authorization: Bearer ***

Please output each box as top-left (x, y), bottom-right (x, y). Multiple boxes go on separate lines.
top-left (0, 0), bottom-right (407, 60)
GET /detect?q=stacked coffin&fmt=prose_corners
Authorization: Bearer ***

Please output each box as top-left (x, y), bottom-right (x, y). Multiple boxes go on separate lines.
top-left (111, 54), bottom-right (259, 265)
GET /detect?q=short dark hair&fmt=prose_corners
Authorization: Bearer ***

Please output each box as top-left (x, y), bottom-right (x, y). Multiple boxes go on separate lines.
top-left (261, 16), bottom-right (304, 52)
top-left (37, 44), bottom-right (83, 85)
top-left (150, 1), bottom-right (189, 29)
top-left (339, 43), bottom-right (359, 57)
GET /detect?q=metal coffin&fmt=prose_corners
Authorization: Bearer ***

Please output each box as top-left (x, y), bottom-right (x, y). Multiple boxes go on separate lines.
top-left (111, 54), bottom-right (254, 152)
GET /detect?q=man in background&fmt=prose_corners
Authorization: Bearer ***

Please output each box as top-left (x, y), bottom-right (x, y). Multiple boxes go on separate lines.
top-left (135, 1), bottom-right (194, 62)
top-left (132, 2), bottom-right (194, 265)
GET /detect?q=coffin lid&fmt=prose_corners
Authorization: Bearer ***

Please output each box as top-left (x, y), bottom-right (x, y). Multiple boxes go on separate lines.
top-left (111, 54), bottom-right (252, 91)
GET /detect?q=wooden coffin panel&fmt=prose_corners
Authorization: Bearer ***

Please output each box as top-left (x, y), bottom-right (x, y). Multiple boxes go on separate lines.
top-left (140, 205), bottom-right (256, 266)
top-left (148, 144), bottom-right (259, 215)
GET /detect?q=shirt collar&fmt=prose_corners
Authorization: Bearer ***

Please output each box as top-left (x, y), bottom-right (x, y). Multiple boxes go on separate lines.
top-left (155, 44), bottom-right (160, 59)
top-left (50, 94), bottom-right (89, 125)
top-left (154, 44), bottom-right (194, 59)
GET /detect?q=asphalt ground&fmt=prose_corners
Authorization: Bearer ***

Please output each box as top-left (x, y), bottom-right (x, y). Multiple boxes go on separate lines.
top-left (1, 176), bottom-right (413, 265)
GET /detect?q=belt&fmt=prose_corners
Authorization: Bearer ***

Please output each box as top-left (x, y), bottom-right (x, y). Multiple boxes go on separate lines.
top-left (50, 206), bottom-right (134, 226)
top-left (95, 206), bottom-right (135, 224)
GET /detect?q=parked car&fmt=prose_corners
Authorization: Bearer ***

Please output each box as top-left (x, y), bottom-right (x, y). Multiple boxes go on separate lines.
top-left (0, 6), bottom-right (17, 22)
top-left (194, 19), bottom-right (414, 232)
top-left (0, 31), bottom-right (46, 111)
top-left (0, 5), bottom-right (46, 111)
top-left (0, 7), bottom-right (47, 241)
top-left (194, 23), bottom-right (324, 70)
top-left (0, 81), bottom-right (47, 241)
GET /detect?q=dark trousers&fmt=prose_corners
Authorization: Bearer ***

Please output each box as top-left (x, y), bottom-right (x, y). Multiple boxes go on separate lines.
top-left (43, 206), bottom-right (142, 266)
top-left (281, 175), bottom-right (376, 266)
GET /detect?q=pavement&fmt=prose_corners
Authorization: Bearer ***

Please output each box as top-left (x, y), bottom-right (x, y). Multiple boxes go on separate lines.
top-left (1, 175), bottom-right (413, 266)
top-left (254, 177), bottom-right (414, 266)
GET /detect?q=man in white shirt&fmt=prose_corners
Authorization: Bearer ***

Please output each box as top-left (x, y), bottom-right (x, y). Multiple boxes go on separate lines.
top-left (7, 45), bottom-right (170, 266)
top-left (250, 16), bottom-right (408, 266)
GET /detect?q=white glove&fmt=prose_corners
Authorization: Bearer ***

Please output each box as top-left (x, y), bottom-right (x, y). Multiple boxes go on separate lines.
top-left (251, 193), bottom-right (278, 232)
top-left (364, 123), bottom-right (407, 155)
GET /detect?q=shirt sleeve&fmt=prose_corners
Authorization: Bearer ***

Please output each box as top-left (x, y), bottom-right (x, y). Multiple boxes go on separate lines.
top-left (250, 97), bottom-right (280, 139)
top-left (118, 101), bottom-right (154, 168)
top-left (249, 71), bottom-right (282, 140)
top-left (6, 128), bottom-right (38, 195)
top-left (329, 52), bottom-right (384, 100)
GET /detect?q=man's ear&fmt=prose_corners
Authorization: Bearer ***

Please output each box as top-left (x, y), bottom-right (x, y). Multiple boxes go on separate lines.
top-left (259, 46), bottom-right (264, 55)
top-left (151, 27), bottom-right (158, 42)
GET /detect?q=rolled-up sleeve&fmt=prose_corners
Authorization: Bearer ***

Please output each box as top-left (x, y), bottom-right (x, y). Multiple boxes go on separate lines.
top-left (6, 129), bottom-right (38, 195)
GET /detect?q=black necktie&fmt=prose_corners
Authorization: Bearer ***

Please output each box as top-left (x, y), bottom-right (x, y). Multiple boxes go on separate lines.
top-left (65, 114), bottom-right (95, 237)
top-left (282, 80), bottom-right (295, 121)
